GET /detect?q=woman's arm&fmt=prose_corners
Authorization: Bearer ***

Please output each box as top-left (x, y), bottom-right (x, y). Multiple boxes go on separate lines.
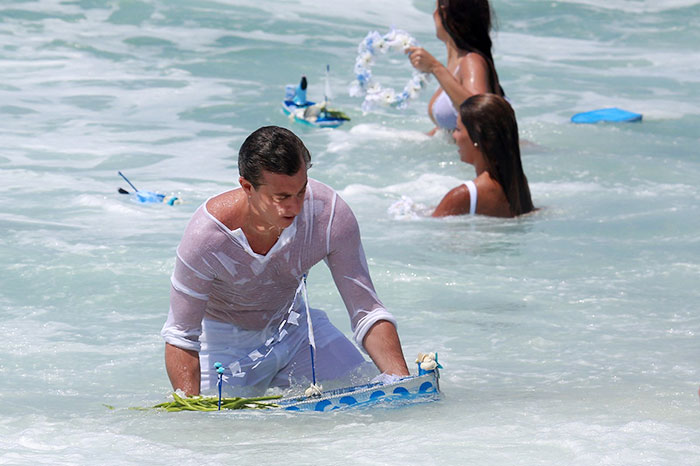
top-left (407, 47), bottom-right (492, 109)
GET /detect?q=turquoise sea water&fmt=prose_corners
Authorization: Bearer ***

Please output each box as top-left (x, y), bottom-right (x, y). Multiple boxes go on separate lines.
top-left (2, 0), bottom-right (699, 464)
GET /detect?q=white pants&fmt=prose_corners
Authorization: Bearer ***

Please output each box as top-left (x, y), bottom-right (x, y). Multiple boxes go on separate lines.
top-left (199, 308), bottom-right (366, 396)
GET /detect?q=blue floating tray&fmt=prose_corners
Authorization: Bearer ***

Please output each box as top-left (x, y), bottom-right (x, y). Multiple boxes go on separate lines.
top-left (282, 100), bottom-right (347, 129)
top-left (571, 107), bottom-right (642, 124)
top-left (276, 369), bottom-right (440, 412)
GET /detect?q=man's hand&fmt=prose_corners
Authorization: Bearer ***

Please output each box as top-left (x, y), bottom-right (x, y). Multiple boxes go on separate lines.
top-left (164, 343), bottom-right (201, 396)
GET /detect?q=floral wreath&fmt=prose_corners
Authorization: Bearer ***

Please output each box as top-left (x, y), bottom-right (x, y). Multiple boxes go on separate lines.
top-left (349, 29), bottom-right (430, 113)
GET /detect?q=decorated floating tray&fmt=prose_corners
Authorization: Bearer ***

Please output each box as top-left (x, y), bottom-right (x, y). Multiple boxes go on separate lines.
top-left (276, 369), bottom-right (440, 412)
top-left (140, 354), bottom-right (443, 413)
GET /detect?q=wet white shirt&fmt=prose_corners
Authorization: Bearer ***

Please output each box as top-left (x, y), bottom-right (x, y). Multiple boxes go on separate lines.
top-left (161, 178), bottom-right (396, 353)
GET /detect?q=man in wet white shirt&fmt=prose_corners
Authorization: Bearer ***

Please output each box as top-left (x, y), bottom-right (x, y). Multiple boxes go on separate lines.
top-left (162, 125), bottom-right (409, 396)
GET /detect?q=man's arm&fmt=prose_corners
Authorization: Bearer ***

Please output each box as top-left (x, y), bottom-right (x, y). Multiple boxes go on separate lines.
top-left (362, 320), bottom-right (409, 376)
top-left (321, 189), bottom-right (409, 375)
top-left (165, 343), bottom-right (201, 396)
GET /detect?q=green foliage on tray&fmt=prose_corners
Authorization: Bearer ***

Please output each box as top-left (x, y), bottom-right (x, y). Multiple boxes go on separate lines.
top-left (153, 392), bottom-right (282, 411)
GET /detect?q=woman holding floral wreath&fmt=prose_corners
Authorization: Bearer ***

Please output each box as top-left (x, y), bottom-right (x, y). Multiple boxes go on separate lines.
top-left (407, 0), bottom-right (504, 135)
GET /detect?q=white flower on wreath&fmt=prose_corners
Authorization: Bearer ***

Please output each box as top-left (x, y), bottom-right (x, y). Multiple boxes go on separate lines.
top-left (357, 51), bottom-right (374, 68)
top-left (354, 62), bottom-right (371, 81)
top-left (348, 80), bottom-right (363, 97)
top-left (385, 29), bottom-right (414, 51)
top-left (405, 84), bottom-right (421, 100)
top-left (407, 74), bottom-right (425, 92)
top-left (360, 31), bottom-right (382, 54)
top-left (384, 30), bottom-right (402, 51)
top-left (366, 81), bottom-right (381, 95)
top-left (395, 94), bottom-right (411, 110)
top-left (398, 34), bottom-right (416, 50)
top-left (374, 37), bottom-right (388, 53)
top-left (380, 88), bottom-right (397, 106)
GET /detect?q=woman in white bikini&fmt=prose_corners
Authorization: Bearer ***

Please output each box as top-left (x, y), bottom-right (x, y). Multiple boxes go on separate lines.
top-left (432, 94), bottom-right (534, 218)
top-left (406, 0), bottom-right (504, 135)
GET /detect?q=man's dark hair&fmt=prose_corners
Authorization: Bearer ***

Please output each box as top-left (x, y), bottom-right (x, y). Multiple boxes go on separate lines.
top-left (238, 126), bottom-right (311, 188)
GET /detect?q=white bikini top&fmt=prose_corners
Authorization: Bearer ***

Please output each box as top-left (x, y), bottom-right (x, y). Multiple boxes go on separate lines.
top-left (430, 66), bottom-right (460, 130)
top-left (464, 180), bottom-right (477, 215)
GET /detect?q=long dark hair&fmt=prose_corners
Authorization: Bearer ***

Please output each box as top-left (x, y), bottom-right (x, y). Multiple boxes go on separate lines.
top-left (460, 94), bottom-right (533, 216)
top-left (438, 0), bottom-right (503, 96)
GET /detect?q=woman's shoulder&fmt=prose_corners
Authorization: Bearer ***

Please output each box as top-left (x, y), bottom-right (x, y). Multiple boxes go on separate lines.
top-left (456, 52), bottom-right (494, 94)
top-left (457, 52), bottom-right (489, 75)
top-left (432, 183), bottom-right (471, 217)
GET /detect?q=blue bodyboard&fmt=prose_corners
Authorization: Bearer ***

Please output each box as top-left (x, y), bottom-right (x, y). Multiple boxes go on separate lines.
top-left (571, 107), bottom-right (642, 124)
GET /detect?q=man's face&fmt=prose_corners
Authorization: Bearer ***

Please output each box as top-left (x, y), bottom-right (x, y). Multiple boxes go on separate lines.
top-left (246, 168), bottom-right (308, 230)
